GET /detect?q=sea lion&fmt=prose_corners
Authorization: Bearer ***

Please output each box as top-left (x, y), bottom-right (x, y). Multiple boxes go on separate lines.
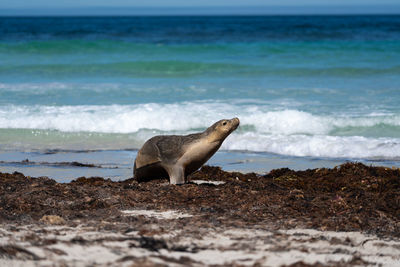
top-left (134, 117), bottom-right (240, 184)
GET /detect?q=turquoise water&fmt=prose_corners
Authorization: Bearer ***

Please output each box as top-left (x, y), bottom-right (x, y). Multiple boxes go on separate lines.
top-left (1, 16), bottom-right (400, 180)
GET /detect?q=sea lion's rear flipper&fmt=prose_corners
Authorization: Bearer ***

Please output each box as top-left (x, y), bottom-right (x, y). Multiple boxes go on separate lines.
top-left (165, 164), bottom-right (185, 185)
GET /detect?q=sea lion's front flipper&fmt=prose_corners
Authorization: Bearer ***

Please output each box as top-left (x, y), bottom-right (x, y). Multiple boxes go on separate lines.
top-left (166, 165), bottom-right (185, 185)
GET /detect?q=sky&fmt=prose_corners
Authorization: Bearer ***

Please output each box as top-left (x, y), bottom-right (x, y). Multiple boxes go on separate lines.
top-left (0, 0), bottom-right (399, 15)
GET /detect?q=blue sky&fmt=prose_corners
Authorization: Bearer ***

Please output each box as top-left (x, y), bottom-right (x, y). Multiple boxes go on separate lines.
top-left (1, 0), bottom-right (399, 15)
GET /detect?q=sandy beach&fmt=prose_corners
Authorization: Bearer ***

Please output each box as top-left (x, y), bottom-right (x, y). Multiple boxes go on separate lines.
top-left (1, 163), bottom-right (399, 266)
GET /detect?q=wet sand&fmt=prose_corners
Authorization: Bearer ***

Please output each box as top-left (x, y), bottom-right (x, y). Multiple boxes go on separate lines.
top-left (1, 163), bottom-right (399, 266)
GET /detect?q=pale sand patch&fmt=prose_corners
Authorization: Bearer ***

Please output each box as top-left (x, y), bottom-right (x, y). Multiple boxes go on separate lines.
top-left (190, 180), bottom-right (226, 185)
top-left (1, 213), bottom-right (400, 266)
top-left (161, 228), bottom-right (400, 266)
top-left (120, 209), bottom-right (193, 219)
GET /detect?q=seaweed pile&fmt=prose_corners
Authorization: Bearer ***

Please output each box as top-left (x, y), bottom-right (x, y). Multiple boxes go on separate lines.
top-left (0, 162), bottom-right (399, 237)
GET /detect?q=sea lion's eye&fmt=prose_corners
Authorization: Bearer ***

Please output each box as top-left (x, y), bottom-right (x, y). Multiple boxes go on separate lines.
top-left (222, 121), bottom-right (227, 126)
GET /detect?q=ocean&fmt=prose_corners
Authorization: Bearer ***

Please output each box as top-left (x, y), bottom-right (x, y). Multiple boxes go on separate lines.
top-left (1, 15), bottom-right (400, 181)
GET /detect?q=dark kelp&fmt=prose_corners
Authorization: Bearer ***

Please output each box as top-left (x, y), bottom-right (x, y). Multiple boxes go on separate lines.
top-left (0, 162), bottom-right (399, 237)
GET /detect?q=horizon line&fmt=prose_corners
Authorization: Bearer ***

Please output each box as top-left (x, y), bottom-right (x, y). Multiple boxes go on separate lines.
top-left (1, 5), bottom-right (400, 16)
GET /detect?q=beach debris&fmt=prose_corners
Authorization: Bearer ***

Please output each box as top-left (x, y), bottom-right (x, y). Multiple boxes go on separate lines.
top-left (39, 215), bottom-right (66, 225)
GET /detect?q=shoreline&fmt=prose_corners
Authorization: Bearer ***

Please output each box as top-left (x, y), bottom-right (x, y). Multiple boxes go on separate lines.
top-left (1, 162), bottom-right (399, 266)
top-left (2, 149), bottom-right (400, 183)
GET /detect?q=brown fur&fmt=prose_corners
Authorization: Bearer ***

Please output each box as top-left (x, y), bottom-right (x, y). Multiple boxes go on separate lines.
top-left (134, 118), bottom-right (239, 184)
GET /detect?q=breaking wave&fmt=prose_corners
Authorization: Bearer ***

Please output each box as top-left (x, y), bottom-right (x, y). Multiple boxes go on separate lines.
top-left (1, 102), bottom-right (400, 160)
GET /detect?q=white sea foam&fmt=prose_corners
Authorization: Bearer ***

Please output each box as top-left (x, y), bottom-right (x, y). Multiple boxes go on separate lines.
top-left (1, 102), bottom-right (400, 159)
top-left (223, 132), bottom-right (400, 159)
top-left (1, 103), bottom-right (399, 134)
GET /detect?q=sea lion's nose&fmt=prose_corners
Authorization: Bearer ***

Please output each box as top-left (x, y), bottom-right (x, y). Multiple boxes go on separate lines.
top-left (232, 117), bottom-right (240, 126)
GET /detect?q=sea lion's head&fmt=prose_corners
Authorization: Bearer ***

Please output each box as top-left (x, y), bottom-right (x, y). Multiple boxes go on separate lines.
top-left (206, 117), bottom-right (240, 143)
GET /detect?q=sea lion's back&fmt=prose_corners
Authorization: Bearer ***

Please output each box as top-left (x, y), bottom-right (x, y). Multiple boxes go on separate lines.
top-left (151, 135), bottom-right (190, 163)
top-left (135, 135), bottom-right (184, 168)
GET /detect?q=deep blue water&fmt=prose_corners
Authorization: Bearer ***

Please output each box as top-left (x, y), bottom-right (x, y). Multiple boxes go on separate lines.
top-left (1, 16), bottom-right (400, 42)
